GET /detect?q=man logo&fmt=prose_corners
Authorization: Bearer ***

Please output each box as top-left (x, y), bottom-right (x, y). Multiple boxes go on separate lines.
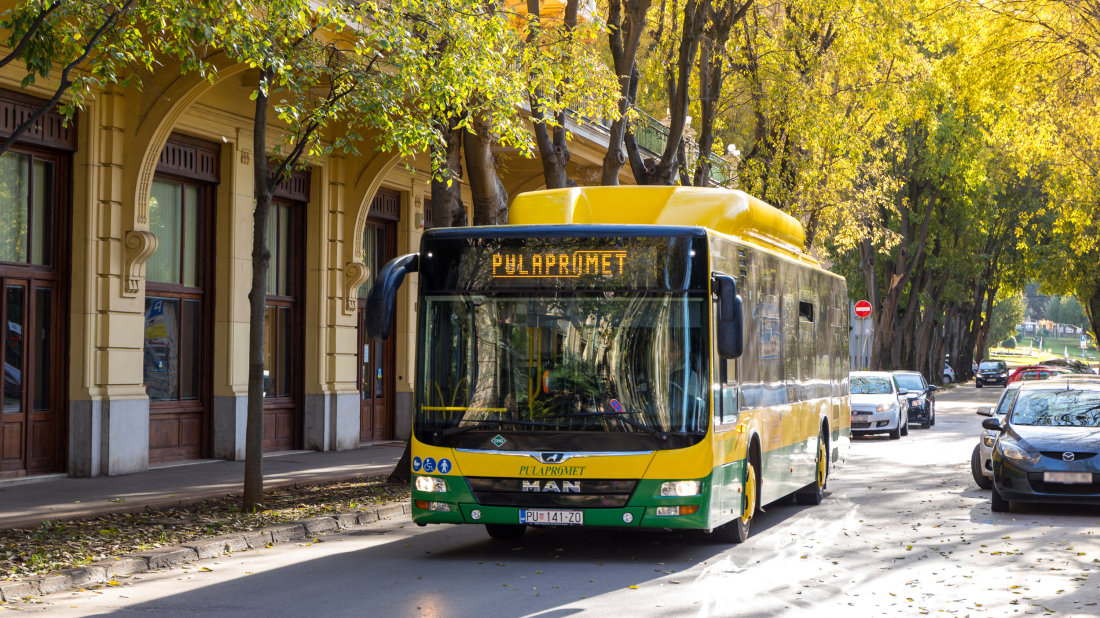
top-left (521, 480), bottom-right (581, 493)
top-left (1063, 452), bottom-right (1076, 462)
top-left (540, 453), bottom-right (566, 463)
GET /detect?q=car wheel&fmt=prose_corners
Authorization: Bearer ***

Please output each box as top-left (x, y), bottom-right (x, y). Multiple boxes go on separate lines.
top-left (944, 375), bottom-right (953, 385)
top-left (930, 406), bottom-right (936, 427)
top-left (991, 484), bottom-right (1011, 512)
top-left (971, 444), bottom-right (992, 490)
top-left (485, 524), bottom-right (527, 541)
top-left (900, 413), bottom-right (909, 436)
top-left (976, 381), bottom-right (983, 388)
top-left (888, 420), bottom-right (901, 440)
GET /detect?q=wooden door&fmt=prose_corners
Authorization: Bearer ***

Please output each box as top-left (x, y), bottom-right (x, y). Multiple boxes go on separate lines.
top-left (358, 218), bottom-right (396, 442)
top-left (0, 147), bottom-right (68, 478)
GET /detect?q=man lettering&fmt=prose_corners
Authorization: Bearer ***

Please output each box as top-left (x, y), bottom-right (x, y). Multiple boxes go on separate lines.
top-left (522, 480), bottom-right (540, 492)
top-left (543, 480), bottom-right (560, 492)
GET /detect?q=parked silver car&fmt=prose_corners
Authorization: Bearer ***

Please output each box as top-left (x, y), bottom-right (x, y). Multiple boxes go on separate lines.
top-left (972, 382), bottom-right (1021, 489)
top-left (850, 371), bottom-right (911, 439)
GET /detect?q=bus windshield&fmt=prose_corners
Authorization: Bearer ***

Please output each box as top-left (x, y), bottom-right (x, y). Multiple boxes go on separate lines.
top-left (416, 293), bottom-right (708, 444)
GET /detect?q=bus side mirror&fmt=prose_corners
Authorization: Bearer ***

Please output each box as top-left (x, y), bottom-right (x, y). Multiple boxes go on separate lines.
top-left (713, 274), bottom-right (743, 359)
top-left (366, 253), bottom-right (419, 341)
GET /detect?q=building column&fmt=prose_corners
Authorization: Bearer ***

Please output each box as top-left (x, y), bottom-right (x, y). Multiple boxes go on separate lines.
top-left (68, 89), bottom-right (150, 477)
top-left (210, 133), bottom-right (255, 460)
top-left (303, 154), bottom-right (360, 451)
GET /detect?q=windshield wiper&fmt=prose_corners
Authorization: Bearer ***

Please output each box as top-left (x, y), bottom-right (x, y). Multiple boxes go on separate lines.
top-left (431, 419), bottom-right (569, 443)
top-left (539, 412), bottom-right (669, 441)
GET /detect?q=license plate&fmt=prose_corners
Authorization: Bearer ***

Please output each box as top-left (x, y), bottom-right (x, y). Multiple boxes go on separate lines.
top-left (851, 415), bottom-right (870, 420)
top-left (519, 509), bottom-right (583, 525)
top-left (1044, 472), bottom-right (1093, 484)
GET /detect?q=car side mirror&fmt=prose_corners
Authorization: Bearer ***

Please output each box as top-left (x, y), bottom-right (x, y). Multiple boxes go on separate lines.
top-left (981, 417), bottom-right (1003, 431)
top-left (897, 389), bottom-right (909, 396)
top-left (976, 406), bottom-right (992, 417)
top-left (928, 385), bottom-right (938, 392)
top-left (366, 253), bottom-right (419, 341)
top-left (713, 274), bottom-right (743, 359)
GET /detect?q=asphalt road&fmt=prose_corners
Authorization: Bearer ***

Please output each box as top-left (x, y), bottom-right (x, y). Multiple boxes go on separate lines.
top-left (20, 384), bottom-right (1100, 617)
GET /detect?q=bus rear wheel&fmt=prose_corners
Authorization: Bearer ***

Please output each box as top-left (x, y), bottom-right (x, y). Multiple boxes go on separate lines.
top-left (485, 524), bottom-right (526, 541)
top-left (713, 461), bottom-right (758, 544)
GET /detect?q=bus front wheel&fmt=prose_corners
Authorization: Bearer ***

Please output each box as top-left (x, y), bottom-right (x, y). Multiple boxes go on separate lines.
top-left (713, 461), bottom-right (758, 544)
top-left (796, 435), bottom-right (828, 505)
top-left (485, 524), bottom-right (526, 541)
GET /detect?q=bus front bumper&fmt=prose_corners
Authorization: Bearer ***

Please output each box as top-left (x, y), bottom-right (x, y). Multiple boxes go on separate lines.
top-left (412, 502), bottom-right (711, 529)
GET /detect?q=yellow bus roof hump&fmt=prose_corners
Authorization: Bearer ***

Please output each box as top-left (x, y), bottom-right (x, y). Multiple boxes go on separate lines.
top-left (508, 186), bottom-right (805, 254)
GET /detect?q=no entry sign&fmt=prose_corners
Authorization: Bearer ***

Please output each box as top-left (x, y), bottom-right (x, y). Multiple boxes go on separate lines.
top-left (854, 300), bottom-right (873, 319)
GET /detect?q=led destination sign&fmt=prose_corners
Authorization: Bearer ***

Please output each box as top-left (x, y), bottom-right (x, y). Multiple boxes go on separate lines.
top-left (492, 251), bottom-right (628, 279)
top-left (418, 234), bottom-right (709, 291)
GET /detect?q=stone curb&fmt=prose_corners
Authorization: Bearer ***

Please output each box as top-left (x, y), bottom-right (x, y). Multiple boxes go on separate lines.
top-left (0, 501), bottom-right (411, 602)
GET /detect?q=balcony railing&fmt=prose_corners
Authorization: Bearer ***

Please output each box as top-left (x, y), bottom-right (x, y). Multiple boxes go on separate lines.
top-left (565, 106), bottom-right (735, 188)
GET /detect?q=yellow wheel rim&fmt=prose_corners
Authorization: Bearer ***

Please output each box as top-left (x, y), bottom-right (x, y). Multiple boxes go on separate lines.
top-left (742, 462), bottom-right (756, 525)
top-left (817, 440), bottom-right (827, 489)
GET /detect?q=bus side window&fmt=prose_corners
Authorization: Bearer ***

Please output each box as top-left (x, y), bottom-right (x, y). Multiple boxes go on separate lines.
top-left (723, 358), bottom-right (739, 425)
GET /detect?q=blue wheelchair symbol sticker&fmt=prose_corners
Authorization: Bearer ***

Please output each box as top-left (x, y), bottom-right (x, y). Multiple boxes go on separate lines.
top-left (422, 457), bottom-right (436, 473)
top-left (412, 456), bottom-right (422, 472)
top-left (438, 458), bottom-right (452, 474)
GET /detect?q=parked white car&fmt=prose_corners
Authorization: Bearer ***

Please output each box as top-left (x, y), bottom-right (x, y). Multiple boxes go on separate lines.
top-left (850, 371), bottom-right (911, 440)
top-left (943, 362), bottom-right (956, 385)
top-left (971, 382), bottom-right (1021, 489)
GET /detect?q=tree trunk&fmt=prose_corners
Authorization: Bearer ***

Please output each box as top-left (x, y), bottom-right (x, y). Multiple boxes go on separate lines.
top-left (243, 70), bottom-right (276, 512)
top-left (528, 0), bottom-right (577, 190)
top-left (974, 286), bottom-right (997, 363)
top-left (431, 114), bottom-right (466, 227)
top-left (601, 0), bottom-right (653, 186)
top-left (463, 111), bottom-right (508, 225)
top-left (626, 0), bottom-right (709, 186)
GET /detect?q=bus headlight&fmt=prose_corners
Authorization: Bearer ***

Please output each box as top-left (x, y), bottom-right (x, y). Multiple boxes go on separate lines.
top-left (660, 481), bottom-right (701, 497)
top-left (415, 476), bottom-right (447, 492)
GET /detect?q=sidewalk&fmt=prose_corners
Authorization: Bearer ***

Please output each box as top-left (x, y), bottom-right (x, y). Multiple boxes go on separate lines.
top-left (0, 443), bottom-right (406, 530)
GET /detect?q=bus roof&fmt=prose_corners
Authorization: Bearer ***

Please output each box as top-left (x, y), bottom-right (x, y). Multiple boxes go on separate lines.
top-left (509, 186), bottom-right (805, 257)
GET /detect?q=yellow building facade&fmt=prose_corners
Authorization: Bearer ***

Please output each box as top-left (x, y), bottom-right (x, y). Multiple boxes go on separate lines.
top-left (0, 42), bottom-right (634, 478)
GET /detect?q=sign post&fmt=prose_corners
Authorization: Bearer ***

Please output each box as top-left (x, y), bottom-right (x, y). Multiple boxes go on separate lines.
top-left (854, 301), bottom-right (872, 369)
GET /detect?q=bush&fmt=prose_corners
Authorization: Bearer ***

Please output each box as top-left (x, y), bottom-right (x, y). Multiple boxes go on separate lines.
top-left (1001, 337), bottom-right (1017, 348)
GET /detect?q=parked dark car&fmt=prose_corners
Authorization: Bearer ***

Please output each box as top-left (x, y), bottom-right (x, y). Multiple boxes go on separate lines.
top-left (892, 370), bottom-right (938, 429)
top-left (983, 379), bottom-right (1100, 512)
top-left (1041, 358), bottom-right (1092, 374)
top-left (976, 360), bottom-right (1009, 388)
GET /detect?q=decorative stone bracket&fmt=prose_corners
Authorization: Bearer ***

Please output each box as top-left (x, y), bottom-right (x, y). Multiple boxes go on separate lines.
top-left (122, 231), bottom-right (158, 297)
top-left (344, 261), bottom-right (370, 314)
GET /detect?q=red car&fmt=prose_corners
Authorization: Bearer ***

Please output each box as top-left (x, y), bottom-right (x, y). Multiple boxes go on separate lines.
top-left (1007, 365), bottom-right (1073, 383)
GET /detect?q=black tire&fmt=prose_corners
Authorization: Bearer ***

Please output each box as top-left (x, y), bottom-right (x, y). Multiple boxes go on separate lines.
top-left (900, 413), bottom-right (909, 436)
top-left (796, 434), bottom-right (828, 506)
top-left (888, 421), bottom-right (901, 440)
top-left (991, 484), bottom-right (1011, 512)
top-left (485, 524), bottom-right (526, 540)
top-left (976, 381), bottom-right (984, 388)
top-left (971, 444), bottom-right (992, 490)
top-left (943, 375), bottom-right (952, 385)
top-left (929, 406), bottom-right (936, 427)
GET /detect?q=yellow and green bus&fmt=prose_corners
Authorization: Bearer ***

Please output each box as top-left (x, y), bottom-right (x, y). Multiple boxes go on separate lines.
top-left (367, 186), bottom-right (850, 543)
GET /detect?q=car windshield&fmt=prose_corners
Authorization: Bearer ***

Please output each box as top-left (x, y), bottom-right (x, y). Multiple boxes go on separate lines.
top-left (417, 293), bottom-right (708, 437)
top-left (894, 374), bottom-right (925, 392)
top-left (851, 377), bottom-right (893, 394)
top-left (1009, 389), bottom-right (1100, 427)
top-left (979, 362), bottom-right (1002, 371)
